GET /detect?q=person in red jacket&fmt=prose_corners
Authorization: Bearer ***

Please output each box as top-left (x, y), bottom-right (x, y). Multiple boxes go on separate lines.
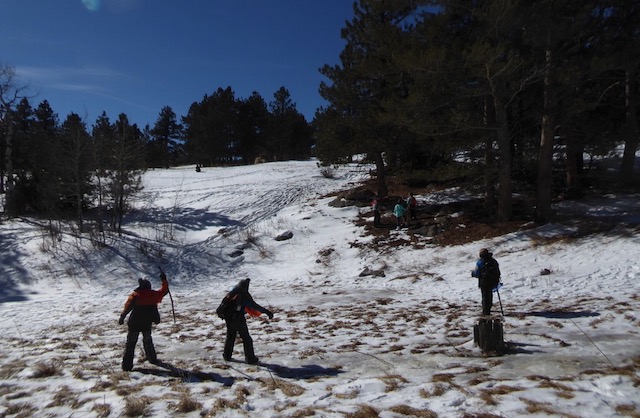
top-left (119, 272), bottom-right (169, 371)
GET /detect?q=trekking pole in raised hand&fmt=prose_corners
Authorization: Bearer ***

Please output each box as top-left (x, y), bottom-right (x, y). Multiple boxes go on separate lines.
top-left (159, 266), bottom-right (176, 323)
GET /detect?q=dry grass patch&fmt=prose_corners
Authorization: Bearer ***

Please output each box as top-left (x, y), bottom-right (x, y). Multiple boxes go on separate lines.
top-left (116, 383), bottom-right (146, 396)
top-left (123, 396), bottom-right (152, 417)
top-left (520, 397), bottom-right (580, 418)
top-left (2, 401), bottom-right (37, 417)
top-left (388, 404), bottom-right (437, 417)
top-left (263, 377), bottom-right (306, 397)
top-left (432, 373), bottom-right (456, 384)
top-left (380, 374), bottom-right (408, 392)
top-left (175, 390), bottom-right (202, 413)
top-left (0, 360), bottom-right (27, 379)
top-left (615, 403), bottom-right (640, 417)
top-left (31, 360), bottom-right (61, 378)
top-left (345, 404), bottom-right (380, 418)
top-left (289, 406), bottom-right (320, 417)
top-left (480, 384), bottom-right (525, 405)
top-left (537, 379), bottom-right (574, 392)
top-left (91, 402), bottom-right (112, 418)
top-left (420, 383), bottom-right (448, 398)
top-left (47, 385), bottom-right (92, 409)
top-left (468, 374), bottom-right (491, 386)
top-left (466, 365), bottom-right (489, 374)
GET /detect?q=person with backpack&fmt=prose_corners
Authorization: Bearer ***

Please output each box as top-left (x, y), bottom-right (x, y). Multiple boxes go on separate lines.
top-left (471, 248), bottom-right (501, 316)
top-left (217, 278), bottom-right (274, 364)
top-left (119, 272), bottom-right (169, 371)
top-left (393, 198), bottom-right (406, 230)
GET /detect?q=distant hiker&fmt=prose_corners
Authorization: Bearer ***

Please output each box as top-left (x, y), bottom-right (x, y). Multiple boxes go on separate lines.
top-left (195, 164), bottom-right (201, 172)
top-left (393, 198), bottom-right (406, 229)
top-left (407, 193), bottom-right (418, 221)
top-left (471, 248), bottom-right (501, 316)
top-left (217, 278), bottom-right (273, 364)
top-left (119, 272), bottom-right (169, 371)
top-left (372, 197), bottom-right (381, 227)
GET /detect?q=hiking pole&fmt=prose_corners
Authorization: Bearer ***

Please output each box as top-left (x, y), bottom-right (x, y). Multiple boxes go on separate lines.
top-left (494, 283), bottom-right (504, 316)
top-left (159, 266), bottom-right (176, 323)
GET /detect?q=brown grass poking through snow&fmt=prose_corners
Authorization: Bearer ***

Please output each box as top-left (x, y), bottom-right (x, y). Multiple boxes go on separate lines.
top-left (2, 401), bottom-right (37, 417)
top-left (47, 385), bottom-right (91, 409)
top-left (0, 360), bottom-right (27, 379)
top-left (91, 402), bottom-right (111, 418)
top-left (123, 396), bottom-right (151, 417)
top-left (262, 377), bottom-right (306, 396)
top-left (615, 404), bottom-right (640, 417)
top-left (420, 383), bottom-right (449, 398)
top-left (175, 390), bottom-right (202, 413)
top-left (380, 374), bottom-right (409, 392)
top-left (388, 404), bottom-right (438, 417)
top-left (345, 404), bottom-right (380, 418)
top-left (31, 360), bottom-right (61, 378)
top-left (520, 397), bottom-right (580, 418)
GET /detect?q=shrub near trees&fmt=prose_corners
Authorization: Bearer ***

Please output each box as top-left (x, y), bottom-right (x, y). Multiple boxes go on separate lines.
top-left (315, 0), bottom-right (640, 224)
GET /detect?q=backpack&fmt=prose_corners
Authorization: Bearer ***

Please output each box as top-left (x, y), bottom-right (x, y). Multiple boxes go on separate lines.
top-left (216, 293), bottom-right (239, 320)
top-left (480, 258), bottom-right (500, 288)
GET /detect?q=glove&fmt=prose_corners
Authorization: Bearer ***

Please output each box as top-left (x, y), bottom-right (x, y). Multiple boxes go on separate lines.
top-left (160, 272), bottom-right (167, 281)
top-left (266, 310), bottom-right (274, 319)
top-left (118, 316), bottom-right (125, 325)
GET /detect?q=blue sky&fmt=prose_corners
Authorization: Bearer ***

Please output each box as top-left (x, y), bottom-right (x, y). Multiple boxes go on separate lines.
top-left (0, 0), bottom-right (354, 128)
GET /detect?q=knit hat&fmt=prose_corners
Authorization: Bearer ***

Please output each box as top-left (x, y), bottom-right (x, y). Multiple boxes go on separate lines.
top-left (138, 278), bottom-right (152, 290)
top-left (479, 248), bottom-right (492, 258)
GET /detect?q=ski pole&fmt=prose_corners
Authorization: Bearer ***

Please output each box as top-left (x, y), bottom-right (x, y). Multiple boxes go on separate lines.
top-left (159, 266), bottom-right (176, 323)
top-left (494, 283), bottom-right (504, 316)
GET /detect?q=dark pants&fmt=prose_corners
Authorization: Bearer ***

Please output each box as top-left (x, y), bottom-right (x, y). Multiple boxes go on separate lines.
top-left (480, 287), bottom-right (493, 316)
top-left (122, 326), bottom-right (157, 371)
top-left (409, 207), bottom-right (417, 220)
top-left (373, 210), bottom-right (380, 226)
top-left (224, 314), bottom-right (257, 362)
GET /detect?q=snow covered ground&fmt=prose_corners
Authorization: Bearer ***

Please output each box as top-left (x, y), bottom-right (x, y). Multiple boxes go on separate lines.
top-left (0, 160), bottom-right (639, 417)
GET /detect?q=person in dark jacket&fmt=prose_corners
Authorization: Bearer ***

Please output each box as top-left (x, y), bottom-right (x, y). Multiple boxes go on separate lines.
top-left (471, 248), bottom-right (501, 316)
top-left (221, 278), bottom-right (273, 364)
top-left (119, 272), bottom-right (169, 371)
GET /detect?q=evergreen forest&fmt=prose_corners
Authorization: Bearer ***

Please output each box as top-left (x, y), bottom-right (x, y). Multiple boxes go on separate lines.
top-left (1, 0), bottom-right (639, 234)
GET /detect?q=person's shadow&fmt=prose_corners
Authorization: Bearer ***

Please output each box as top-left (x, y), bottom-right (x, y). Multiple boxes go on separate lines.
top-left (133, 361), bottom-right (234, 386)
top-left (258, 362), bottom-right (345, 380)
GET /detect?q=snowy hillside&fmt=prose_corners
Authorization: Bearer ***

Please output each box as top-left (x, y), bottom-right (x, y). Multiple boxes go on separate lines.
top-left (0, 160), bottom-right (639, 417)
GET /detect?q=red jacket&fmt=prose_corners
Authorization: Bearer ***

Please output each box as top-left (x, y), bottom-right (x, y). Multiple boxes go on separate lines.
top-left (120, 279), bottom-right (169, 330)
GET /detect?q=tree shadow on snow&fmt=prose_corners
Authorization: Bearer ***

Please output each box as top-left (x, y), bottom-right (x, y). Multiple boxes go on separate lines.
top-left (133, 361), bottom-right (234, 386)
top-left (126, 207), bottom-right (245, 233)
top-left (0, 235), bottom-right (32, 303)
top-left (521, 310), bottom-right (601, 319)
top-left (261, 362), bottom-right (345, 380)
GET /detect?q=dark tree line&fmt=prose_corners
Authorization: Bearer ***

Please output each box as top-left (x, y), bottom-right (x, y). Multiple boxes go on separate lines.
top-left (0, 71), bottom-right (312, 230)
top-left (182, 86), bottom-right (312, 166)
top-left (315, 0), bottom-right (640, 224)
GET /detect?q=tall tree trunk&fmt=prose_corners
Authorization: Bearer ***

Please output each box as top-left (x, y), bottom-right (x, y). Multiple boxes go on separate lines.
top-left (374, 151), bottom-right (388, 198)
top-left (565, 133), bottom-right (581, 197)
top-left (620, 65), bottom-right (639, 179)
top-left (536, 48), bottom-right (556, 225)
top-left (493, 94), bottom-right (512, 221)
top-left (3, 110), bottom-right (15, 215)
top-left (483, 97), bottom-right (496, 213)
